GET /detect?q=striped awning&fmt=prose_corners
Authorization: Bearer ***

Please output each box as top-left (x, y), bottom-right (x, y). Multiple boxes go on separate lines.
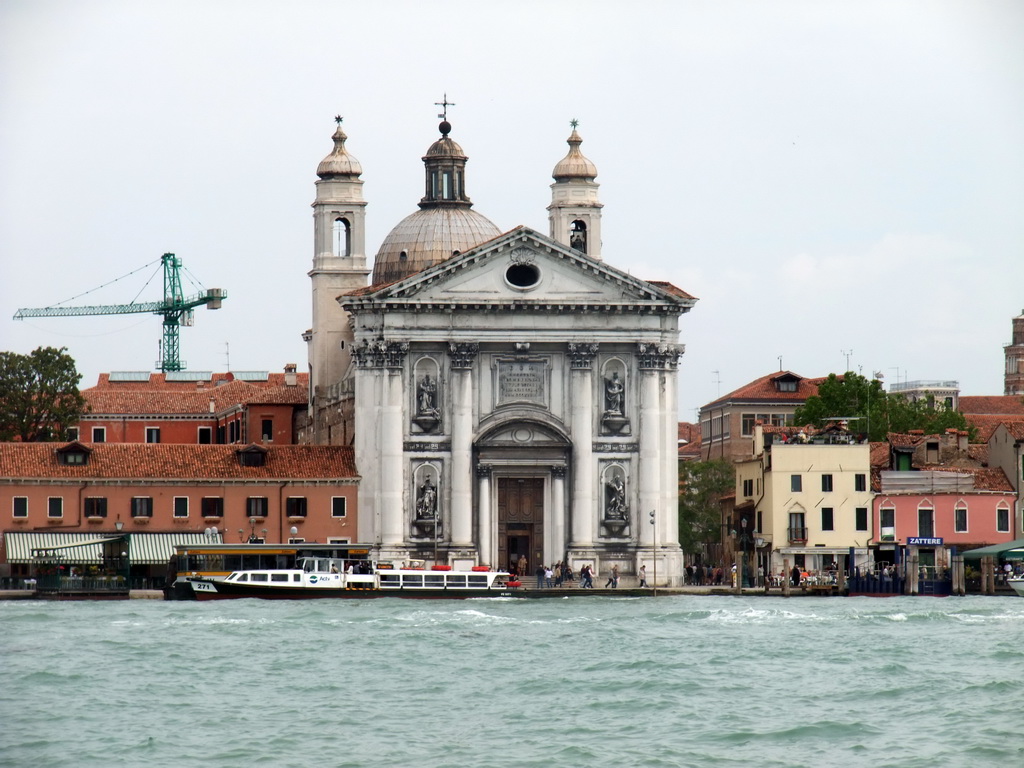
top-left (129, 532), bottom-right (217, 564)
top-left (3, 532), bottom-right (220, 564)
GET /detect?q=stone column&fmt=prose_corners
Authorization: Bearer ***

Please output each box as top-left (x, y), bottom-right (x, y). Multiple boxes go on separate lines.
top-left (637, 343), bottom-right (683, 550)
top-left (352, 339), bottom-right (408, 549)
top-left (448, 342), bottom-right (478, 548)
top-left (381, 342), bottom-right (409, 546)
top-left (551, 465), bottom-right (567, 563)
top-left (476, 464), bottom-right (492, 566)
top-left (568, 343), bottom-right (598, 547)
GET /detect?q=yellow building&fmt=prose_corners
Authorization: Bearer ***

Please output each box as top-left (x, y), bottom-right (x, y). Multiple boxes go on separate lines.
top-left (734, 425), bottom-right (873, 580)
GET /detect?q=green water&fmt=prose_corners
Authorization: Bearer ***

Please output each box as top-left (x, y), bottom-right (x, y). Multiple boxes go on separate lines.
top-left (1, 595), bottom-right (1021, 767)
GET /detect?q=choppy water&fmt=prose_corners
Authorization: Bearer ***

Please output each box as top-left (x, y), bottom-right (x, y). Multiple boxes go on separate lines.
top-left (1, 595), bottom-right (1022, 767)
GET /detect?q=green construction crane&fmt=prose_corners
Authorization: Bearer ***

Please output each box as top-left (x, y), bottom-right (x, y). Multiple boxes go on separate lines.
top-left (14, 253), bottom-right (226, 372)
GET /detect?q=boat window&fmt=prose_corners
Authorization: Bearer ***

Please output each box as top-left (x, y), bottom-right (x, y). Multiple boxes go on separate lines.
top-left (271, 574), bottom-right (289, 582)
top-left (293, 574), bottom-right (301, 582)
top-left (237, 574), bottom-right (248, 582)
top-left (402, 575), bottom-right (424, 587)
top-left (424, 574), bottom-right (445, 586)
top-left (251, 573), bottom-right (269, 582)
top-left (445, 575), bottom-right (467, 588)
top-left (467, 575), bottom-right (488, 587)
top-left (379, 574), bottom-right (401, 588)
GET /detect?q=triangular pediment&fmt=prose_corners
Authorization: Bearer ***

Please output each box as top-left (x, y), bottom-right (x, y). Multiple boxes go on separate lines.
top-left (347, 227), bottom-right (695, 310)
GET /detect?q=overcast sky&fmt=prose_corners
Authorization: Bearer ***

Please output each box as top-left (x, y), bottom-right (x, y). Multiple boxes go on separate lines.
top-left (2, 1), bottom-right (1022, 421)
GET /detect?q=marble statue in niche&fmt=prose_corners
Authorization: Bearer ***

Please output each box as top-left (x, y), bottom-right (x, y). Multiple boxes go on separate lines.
top-left (413, 474), bottom-right (440, 537)
top-left (601, 369), bottom-right (630, 435)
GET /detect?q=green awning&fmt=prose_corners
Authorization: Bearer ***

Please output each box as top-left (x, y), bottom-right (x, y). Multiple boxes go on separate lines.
top-left (961, 538), bottom-right (1024, 560)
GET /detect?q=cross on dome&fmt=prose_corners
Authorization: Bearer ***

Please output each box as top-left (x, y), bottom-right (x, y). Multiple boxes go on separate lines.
top-left (435, 93), bottom-right (455, 120)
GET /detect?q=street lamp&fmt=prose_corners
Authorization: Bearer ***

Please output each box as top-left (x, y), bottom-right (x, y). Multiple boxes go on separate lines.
top-left (649, 509), bottom-right (657, 596)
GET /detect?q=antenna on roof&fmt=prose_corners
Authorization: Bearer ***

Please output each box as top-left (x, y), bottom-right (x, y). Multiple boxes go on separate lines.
top-left (712, 370), bottom-right (721, 397)
top-left (778, 356), bottom-right (783, 371)
top-left (841, 349), bottom-right (853, 371)
top-left (224, 342), bottom-right (230, 372)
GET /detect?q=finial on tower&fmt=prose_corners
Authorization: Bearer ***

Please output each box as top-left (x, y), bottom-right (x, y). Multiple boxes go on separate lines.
top-left (334, 115), bottom-right (344, 125)
top-left (435, 93), bottom-right (455, 135)
top-left (570, 118), bottom-right (579, 130)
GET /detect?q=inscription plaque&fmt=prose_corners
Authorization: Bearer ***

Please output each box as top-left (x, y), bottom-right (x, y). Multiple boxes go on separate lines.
top-left (497, 361), bottom-right (547, 406)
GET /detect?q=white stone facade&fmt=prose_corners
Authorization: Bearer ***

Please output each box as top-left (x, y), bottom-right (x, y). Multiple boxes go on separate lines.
top-left (340, 228), bottom-right (694, 583)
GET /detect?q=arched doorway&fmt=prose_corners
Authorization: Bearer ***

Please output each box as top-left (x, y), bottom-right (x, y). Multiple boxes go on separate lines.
top-left (498, 476), bottom-right (545, 576)
top-left (475, 416), bottom-right (571, 573)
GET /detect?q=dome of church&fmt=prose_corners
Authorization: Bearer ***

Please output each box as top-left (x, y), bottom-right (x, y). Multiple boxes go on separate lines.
top-left (371, 207), bottom-right (501, 284)
top-left (552, 127), bottom-right (597, 181)
top-left (370, 119), bottom-right (501, 285)
top-left (317, 124), bottom-right (362, 178)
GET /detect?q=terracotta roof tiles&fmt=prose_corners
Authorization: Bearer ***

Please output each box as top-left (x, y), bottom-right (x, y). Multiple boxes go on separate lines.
top-left (84, 379), bottom-right (307, 416)
top-left (917, 466), bottom-right (1014, 493)
top-left (702, 371), bottom-right (822, 410)
top-left (959, 396), bottom-right (1024, 416)
top-left (0, 443), bottom-right (357, 480)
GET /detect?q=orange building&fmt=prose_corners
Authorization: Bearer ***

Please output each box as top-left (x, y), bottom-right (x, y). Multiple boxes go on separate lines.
top-left (75, 367), bottom-right (309, 445)
top-left (0, 441), bottom-right (358, 583)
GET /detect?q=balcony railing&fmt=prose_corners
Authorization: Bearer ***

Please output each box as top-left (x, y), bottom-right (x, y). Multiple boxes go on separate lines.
top-left (788, 527), bottom-right (807, 543)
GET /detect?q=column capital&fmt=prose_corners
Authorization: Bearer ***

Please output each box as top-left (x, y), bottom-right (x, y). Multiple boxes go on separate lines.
top-left (353, 338), bottom-right (409, 368)
top-left (551, 465), bottom-right (568, 479)
top-left (637, 342), bottom-right (685, 370)
top-left (567, 342), bottom-right (599, 369)
top-left (448, 341), bottom-right (479, 369)
top-left (476, 463), bottom-right (492, 478)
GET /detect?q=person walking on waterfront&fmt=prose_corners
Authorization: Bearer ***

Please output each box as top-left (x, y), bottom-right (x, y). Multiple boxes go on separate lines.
top-left (580, 563), bottom-right (594, 588)
top-left (791, 564), bottom-right (801, 587)
top-left (605, 564), bottom-right (619, 588)
top-left (638, 565), bottom-right (648, 588)
top-left (536, 564), bottom-right (546, 589)
top-left (545, 565), bottom-right (554, 588)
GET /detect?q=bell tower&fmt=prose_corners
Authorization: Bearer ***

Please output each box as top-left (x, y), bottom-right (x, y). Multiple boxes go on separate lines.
top-left (548, 120), bottom-right (603, 260)
top-left (308, 117), bottom-right (368, 443)
top-left (1006, 310), bottom-right (1024, 396)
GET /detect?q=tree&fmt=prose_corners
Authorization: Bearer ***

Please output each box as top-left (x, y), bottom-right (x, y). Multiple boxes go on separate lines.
top-left (678, 459), bottom-right (734, 555)
top-left (794, 371), bottom-right (973, 441)
top-left (0, 347), bottom-right (87, 442)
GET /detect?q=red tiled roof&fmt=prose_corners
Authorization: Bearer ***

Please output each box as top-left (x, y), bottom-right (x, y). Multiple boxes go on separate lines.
top-left (0, 443), bottom-right (357, 480)
top-left (702, 371), bottom-right (823, 410)
top-left (84, 379), bottom-right (307, 416)
top-left (917, 466), bottom-right (1014, 493)
top-left (647, 281), bottom-right (697, 301)
top-left (887, 432), bottom-right (924, 448)
top-left (959, 395), bottom-right (1024, 416)
top-left (964, 415), bottom-right (1024, 444)
top-left (88, 371), bottom-right (308, 391)
top-left (967, 444), bottom-right (989, 464)
top-left (1002, 422), bottom-right (1024, 441)
top-left (869, 442), bottom-right (890, 468)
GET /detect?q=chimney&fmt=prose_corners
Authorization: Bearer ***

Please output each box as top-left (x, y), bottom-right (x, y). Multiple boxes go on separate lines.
top-left (284, 364), bottom-right (297, 387)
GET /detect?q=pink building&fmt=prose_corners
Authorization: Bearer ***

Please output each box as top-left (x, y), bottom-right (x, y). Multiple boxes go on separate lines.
top-left (872, 466), bottom-right (1015, 569)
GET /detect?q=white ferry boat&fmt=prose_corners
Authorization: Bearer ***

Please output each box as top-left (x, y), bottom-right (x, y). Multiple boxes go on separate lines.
top-left (1008, 576), bottom-right (1024, 598)
top-left (187, 557), bottom-right (520, 600)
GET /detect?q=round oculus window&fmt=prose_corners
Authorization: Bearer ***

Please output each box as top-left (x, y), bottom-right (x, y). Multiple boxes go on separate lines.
top-left (505, 263), bottom-right (540, 289)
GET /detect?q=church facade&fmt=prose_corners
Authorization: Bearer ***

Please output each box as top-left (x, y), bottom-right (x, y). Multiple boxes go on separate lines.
top-left (306, 115), bottom-right (696, 584)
